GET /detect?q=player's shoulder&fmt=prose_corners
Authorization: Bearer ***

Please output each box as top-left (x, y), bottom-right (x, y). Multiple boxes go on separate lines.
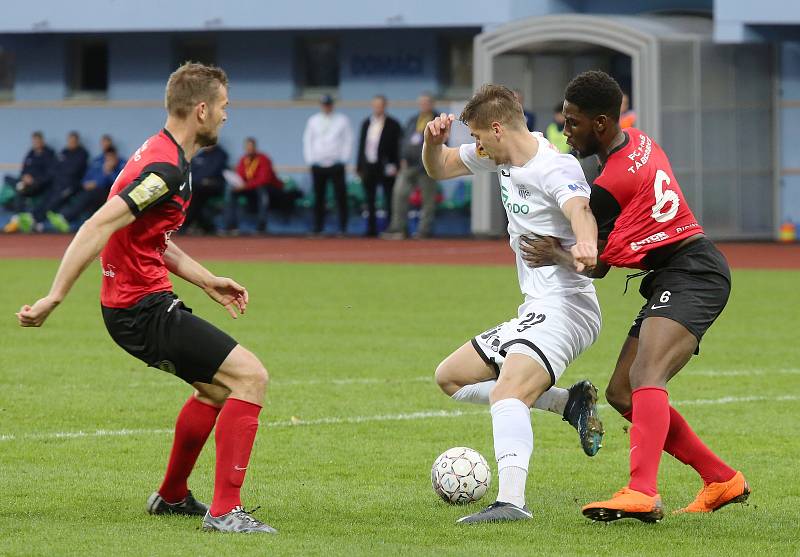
top-left (130, 130), bottom-right (182, 168)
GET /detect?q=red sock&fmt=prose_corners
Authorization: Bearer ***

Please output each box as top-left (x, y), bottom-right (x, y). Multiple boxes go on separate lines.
top-left (622, 406), bottom-right (736, 485)
top-left (620, 406), bottom-right (736, 485)
top-left (159, 396), bottom-right (221, 503)
top-left (663, 406), bottom-right (737, 485)
top-left (628, 387), bottom-right (670, 496)
top-left (210, 398), bottom-right (262, 517)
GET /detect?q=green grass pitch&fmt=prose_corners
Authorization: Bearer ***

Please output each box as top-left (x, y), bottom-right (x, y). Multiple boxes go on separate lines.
top-left (1, 258), bottom-right (798, 556)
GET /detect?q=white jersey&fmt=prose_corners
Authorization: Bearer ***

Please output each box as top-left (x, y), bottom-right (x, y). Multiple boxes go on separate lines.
top-left (459, 133), bottom-right (595, 299)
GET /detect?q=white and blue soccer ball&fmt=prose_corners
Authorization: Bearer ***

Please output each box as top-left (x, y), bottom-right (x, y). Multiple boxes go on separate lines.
top-left (431, 447), bottom-right (491, 504)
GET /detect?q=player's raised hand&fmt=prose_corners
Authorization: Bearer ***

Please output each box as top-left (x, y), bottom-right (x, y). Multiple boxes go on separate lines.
top-left (424, 113), bottom-right (456, 146)
top-left (203, 276), bottom-right (249, 319)
top-left (16, 296), bottom-right (60, 327)
top-left (570, 242), bottom-right (597, 273)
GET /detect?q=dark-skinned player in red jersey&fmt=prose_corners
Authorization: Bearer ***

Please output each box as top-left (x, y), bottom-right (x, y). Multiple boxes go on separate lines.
top-left (17, 63), bottom-right (276, 534)
top-left (519, 71), bottom-right (750, 523)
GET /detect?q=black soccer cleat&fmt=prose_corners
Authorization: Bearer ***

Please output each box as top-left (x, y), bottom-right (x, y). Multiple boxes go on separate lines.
top-left (563, 380), bottom-right (605, 457)
top-left (457, 501), bottom-right (533, 524)
top-left (146, 490), bottom-right (209, 516)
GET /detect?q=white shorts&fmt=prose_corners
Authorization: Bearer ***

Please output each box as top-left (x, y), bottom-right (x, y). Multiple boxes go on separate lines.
top-left (471, 292), bottom-right (601, 386)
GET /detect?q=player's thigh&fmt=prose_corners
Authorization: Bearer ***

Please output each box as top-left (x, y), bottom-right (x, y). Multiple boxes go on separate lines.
top-left (604, 335), bottom-right (638, 415)
top-left (435, 341), bottom-right (497, 395)
top-left (491, 353), bottom-right (553, 407)
top-left (629, 316), bottom-right (697, 389)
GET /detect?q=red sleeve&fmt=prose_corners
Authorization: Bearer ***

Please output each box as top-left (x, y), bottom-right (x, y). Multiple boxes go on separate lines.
top-left (594, 159), bottom-right (636, 210)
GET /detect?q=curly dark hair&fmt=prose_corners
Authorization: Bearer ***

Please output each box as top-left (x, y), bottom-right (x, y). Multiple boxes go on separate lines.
top-left (564, 71), bottom-right (623, 121)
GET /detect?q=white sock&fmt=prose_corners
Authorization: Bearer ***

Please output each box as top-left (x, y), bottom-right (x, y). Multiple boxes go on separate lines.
top-left (451, 380), bottom-right (496, 405)
top-left (532, 386), bottom-right (569, 416)
top-left (491, 398), bottom-right (533, 508)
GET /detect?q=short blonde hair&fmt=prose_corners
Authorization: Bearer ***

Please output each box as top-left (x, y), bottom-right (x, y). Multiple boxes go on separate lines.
top-left (460, 84), bottom-right (526, 130)
top-left (165, 62), bottom-right (228, 118)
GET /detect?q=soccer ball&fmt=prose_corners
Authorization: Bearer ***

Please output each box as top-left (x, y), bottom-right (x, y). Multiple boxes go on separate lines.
top-left (431, 447), bottom-right (491, 504)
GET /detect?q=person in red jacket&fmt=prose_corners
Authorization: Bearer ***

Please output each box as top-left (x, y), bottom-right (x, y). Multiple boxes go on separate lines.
top-left (224, 137), bottom-right (282, 234)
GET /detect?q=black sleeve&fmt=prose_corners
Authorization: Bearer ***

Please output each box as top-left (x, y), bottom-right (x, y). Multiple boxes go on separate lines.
top-left (118, 162), bottom-right (184, 217)
top-left (590, 183), bottom-right (621, 241)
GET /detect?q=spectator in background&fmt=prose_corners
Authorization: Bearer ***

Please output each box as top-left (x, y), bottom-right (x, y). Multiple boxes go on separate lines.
top-left (620, 93), bottom-right (636, 129)
top-left (3, 131), bottom-right (57, 233)
top-left (514, 90), bottom-right (536, 132)
top-left (25, 131), bottom-right (89, 232)
top-left (303, 94), bottom-right (353, 236)
top-left (47, 147), bottom-right (126, 233)
top-left (357, 94), bottom-right (402, 237)
top-left (224, 137), bottom-right (282, 235)
top-left (383, 93), bottom-right (438, 239)
top-left (545, 102), bottom-right (571, 154)
top-left (95, 134), bottom-right (115, 163)
top-left (185, 143), bottom-right (229, 234)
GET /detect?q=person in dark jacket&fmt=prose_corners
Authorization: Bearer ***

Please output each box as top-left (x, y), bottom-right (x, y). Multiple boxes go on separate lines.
top-left (184, 143), bottom-right (229, 234)
top-left (47, 147), bottom-right (126, 233)
top-left (383, 93), bottom-right (439, 239)
top-left (29, 131), bottom-right (89, 231)
top-left (357, 95), bottom-right (402, 236)
top-left (3, 131), bottom-right (57, 233)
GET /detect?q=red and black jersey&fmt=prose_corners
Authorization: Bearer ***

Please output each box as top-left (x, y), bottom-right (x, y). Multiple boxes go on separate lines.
top-left (100, 129), bottom-right (191, 308)
top-left (590, 128), bottom-right (703, 270)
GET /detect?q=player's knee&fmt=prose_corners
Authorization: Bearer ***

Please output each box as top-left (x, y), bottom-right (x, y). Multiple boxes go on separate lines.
top-left (605, 385), bottom-right (631, 415)
top-left (434, 361), bottom-right (459, 396)
top-left (231, 351), bottom-right (269, 395)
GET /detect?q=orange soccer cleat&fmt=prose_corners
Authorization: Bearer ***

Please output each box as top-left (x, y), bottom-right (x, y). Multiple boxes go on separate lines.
top-left (674, 471), bottom-right (750, 514)
top-left (582, 487), bottom-right (664, 523)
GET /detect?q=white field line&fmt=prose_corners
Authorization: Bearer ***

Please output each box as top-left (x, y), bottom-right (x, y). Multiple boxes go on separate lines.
top-left (120, 368), bottom-right (800, 390)
top-left (1, 393), bottom-right (799, 444)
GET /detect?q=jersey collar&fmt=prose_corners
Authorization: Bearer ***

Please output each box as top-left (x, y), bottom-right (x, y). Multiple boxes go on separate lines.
top-left (161, 128), bottom-right (188, 169)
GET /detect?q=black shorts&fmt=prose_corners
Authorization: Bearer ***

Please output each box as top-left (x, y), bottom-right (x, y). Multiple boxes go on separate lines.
top-left (102, 291), bottom-right (238, 384)
top-left (628, 238), bottom-right (731, 347)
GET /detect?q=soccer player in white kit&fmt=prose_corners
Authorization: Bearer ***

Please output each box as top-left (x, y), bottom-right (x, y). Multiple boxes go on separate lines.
top-left (423, 85), bottom-right (604, 524)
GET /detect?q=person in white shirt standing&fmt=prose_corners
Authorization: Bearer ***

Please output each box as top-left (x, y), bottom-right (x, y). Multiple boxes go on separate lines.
top-left (303, 94), bottom-right (354, 235)
top-left (423, 84), bottom-right (604, 524)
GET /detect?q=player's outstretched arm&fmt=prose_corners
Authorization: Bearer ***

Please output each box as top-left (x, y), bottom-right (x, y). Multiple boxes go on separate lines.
top-left (16, 196), bottom-right (135, 327)
top-left (422, 113), bottom-right (471, 180)
top-left (163, 241), bottom-right (248, 319)
top-left (561, 196), bottom-right (598, 273)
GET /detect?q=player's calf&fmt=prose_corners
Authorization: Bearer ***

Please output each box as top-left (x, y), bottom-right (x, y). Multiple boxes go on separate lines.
top-left (604, 384), bottom-right (631, 416)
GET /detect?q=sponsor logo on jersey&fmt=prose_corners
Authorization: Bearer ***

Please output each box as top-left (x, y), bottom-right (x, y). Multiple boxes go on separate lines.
top-left (128, 173), bottom-right (169, 211)
top-left (517, 185), bottom-right (531, 199)
top-left (567, 182), bottom-right (590, 194)
top-left (630, 231), bottom-right (669, 251)
top-left (675, 222), bottom-right (700, 234)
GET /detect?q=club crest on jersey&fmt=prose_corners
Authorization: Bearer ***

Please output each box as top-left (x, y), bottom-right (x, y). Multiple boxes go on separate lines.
top-left (128, 173), bottom-right (169, 210)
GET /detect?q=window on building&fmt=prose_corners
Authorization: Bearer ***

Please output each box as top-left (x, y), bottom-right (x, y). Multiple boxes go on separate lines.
top-left (295, 36), bottom-right (339, 99)
top-left (68, 40), bottom-right (108, 98)
top-left (174, 37), bottom-right (217, 68)
top-left (0, 47), bottom-right (14, 102)
top-left (439, 33), bottom-right (474, 99)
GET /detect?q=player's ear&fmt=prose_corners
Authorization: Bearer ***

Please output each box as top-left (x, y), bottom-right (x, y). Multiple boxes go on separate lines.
top-left (196, 101), bottom-right (208, 122)
top-left (492, 121), bottom-right (502, 136)
top-left (594, 114), bottom-right (608, 134)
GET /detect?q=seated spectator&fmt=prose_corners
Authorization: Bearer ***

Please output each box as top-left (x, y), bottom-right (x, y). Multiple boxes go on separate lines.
top-left (47, 147), bottom-right (125, 233)
top-left (224, 137), bottom-right (283, 234)
top-left (3, 131), bottom-right (57, 233)
top-left (184, 143), bottom-right (229, 234)
top-left (26, 131), bottom-right (89, 232)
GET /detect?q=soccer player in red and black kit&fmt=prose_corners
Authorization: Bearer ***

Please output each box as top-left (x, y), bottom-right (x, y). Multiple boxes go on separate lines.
top-left (16, 63), bottom-right (276, 534)
top-left (520, 71), bottom-right (750, 523)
